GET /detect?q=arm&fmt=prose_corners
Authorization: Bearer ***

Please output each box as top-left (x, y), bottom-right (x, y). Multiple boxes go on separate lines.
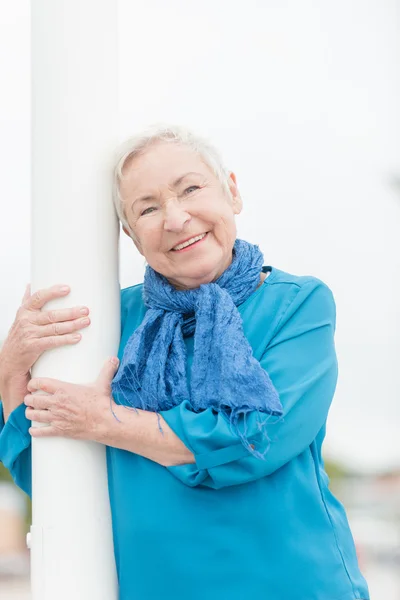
top-left (20, 279), bottom-right (336, 490)
top-left (0, 280), bottom-right (92, 497)
top-left (157, 279), bottom-right (338, 489)
top-left (0, 399), bottom-right (32, 497)
top-left (0, 371), bottom-right (33, 496)
top-left (99, 404), bottom-right (195, 467)
top-left (0, 361), bottom-right (32, 422)
top-left (4, 376), bottom-right (192, 493)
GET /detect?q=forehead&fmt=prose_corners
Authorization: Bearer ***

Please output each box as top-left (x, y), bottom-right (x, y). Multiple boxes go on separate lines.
top-left (121, 142), bottom-right (212, 190)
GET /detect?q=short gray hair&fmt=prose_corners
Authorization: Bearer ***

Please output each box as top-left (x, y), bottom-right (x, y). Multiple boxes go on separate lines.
top-left (111, 124), bottom-right (232, 239)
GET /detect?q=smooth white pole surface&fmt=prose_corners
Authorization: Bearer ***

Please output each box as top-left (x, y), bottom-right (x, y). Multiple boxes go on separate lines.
top-left (31, 1), bottom-right (119, 598)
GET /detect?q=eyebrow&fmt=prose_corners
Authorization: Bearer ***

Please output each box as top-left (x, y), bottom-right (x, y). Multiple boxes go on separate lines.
top-left (130, 172), bottom-right (204, 209)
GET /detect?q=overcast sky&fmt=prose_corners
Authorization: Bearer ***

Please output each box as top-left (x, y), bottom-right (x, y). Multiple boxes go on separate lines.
top-left (1, 0), bottom-right (400, 472)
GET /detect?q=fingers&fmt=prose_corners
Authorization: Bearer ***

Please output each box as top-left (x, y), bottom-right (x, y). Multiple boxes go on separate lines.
top-left (97, 357), bottom-right (120, 388)
top-left (25, 392), bottom-right (54, 423)
top-left (33, 332), bottom-right (84, 352)
top-left (29, 425), bottom-right (57, 438)
top-left (37, 316), bottom-right (91, 339)
top-left (25, 285), bottom-right (71, 311)
top-left (30, 300), bottom-right (91, 343)
top-left (25, 407), bottom-right (52, 424)
top-left (35, 306), bottom-right (89, 327)
top-left (4, 284), bottom-right (91, 387)
top-left (14, 307), bottom-right (89, 351)
top-left (28, 377), bottom-right (59, 394)
top-left (24, 393), bottom-right (53, 410)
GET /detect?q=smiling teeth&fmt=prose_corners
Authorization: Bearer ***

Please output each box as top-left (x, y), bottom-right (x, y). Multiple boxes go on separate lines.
top-left (173, 233), bottom-right (207, 251)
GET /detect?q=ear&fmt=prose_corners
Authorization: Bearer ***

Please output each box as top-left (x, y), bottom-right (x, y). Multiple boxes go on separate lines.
top-left (122, 226), bottom-right (144, 256)
top-left (227, 172), bottom-right (243, 215)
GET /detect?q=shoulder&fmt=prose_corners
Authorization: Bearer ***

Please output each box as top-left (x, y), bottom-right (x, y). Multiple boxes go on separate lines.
top-left (266, 266), bottom-right (328, 289)
top-left (266, 266), bottom-right (335, 298)
top-left (120, 282), bottom-right (144, 308)
top-left (262, 266), bottom-right (337, 335)
top-left (120, 283), bottom-right (145, 330)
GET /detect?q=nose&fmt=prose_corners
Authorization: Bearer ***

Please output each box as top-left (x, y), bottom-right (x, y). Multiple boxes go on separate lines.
top-left (163, 199), bottom-right (191, 232)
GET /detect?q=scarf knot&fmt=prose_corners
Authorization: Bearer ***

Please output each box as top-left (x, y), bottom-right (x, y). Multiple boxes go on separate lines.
top-left (111, 239), bottom-right (282, 457)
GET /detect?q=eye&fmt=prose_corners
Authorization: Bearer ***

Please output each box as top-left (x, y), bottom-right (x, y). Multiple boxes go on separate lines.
top-left (141, 206), bottom-right (157, 216)
top-left (184, 185), bottom-right (200, 194)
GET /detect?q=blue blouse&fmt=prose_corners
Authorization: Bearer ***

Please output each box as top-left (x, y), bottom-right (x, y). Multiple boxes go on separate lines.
top-left (0, 266), bottom-right (369, 600)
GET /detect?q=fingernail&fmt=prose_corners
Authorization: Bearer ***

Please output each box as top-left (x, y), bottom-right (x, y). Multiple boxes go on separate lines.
top-left (111, 357), bottom-right (119, 366)
top-left (60, 286), bottom-right (70, 293)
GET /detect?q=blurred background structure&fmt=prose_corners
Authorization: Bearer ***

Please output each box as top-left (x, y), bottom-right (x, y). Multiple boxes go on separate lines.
top-left (1, 0), bottom-right (400, 597)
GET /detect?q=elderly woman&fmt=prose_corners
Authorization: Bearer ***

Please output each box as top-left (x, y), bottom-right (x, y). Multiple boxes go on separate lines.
top-left (0, 125), bottom-right (369, 600)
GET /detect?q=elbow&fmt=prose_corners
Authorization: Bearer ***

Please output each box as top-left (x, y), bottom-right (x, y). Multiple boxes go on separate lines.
top-left (162, 450), bottom-right (196, 468)
top-left (166, 463), bottom-right (209, 487)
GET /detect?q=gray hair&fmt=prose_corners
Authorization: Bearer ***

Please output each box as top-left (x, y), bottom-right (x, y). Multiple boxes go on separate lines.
top-left (111, 124), bottom-right (232, 239)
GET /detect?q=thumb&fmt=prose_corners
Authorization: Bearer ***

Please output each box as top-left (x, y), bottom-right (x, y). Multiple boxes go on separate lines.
top-left (98, 357), bottom-right (120, 390)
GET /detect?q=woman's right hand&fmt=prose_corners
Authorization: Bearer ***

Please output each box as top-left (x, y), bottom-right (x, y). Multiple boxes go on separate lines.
top-left (0, 284), bottom-right (91, 416)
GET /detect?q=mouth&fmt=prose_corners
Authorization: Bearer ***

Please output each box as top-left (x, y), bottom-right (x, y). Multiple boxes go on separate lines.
top-left (171, 232), bottom-right (209, 252)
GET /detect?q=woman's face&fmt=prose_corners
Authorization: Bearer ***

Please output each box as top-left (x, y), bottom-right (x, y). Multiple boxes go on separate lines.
top-left (120, 142), bottom-right (243, 290)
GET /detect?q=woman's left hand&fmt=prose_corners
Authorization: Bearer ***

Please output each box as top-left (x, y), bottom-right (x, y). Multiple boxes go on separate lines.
top-left (24, 357), bottom-right (120, 440)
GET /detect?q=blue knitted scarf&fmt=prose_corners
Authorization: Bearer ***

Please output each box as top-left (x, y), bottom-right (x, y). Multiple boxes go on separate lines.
top-left (111, 238), bottom-right (283, 457)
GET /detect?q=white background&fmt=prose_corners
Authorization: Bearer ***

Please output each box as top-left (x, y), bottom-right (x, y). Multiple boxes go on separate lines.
top-left (1, 0), bottom-right (400, 471)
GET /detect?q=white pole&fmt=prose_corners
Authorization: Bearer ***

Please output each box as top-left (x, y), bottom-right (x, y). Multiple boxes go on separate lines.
top-left (30, 1), bottom-right (119, 598)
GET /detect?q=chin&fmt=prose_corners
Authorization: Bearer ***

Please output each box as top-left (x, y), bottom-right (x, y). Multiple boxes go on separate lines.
top-left (175, 261), bottom-right (227, 288)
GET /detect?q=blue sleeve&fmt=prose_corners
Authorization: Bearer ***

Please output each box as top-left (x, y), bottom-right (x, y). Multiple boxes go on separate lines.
top-left (160, 280), bottom-right (338, 489)
top-left (0, 403), bottom-right (32, 497)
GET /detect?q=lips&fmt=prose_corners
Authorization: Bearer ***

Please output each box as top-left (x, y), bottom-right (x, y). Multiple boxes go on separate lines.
top-left (171, 232), bottom-right (209, 251)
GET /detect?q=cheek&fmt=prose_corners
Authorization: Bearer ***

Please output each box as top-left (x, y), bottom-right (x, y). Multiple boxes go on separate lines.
top-left (195, 203), bottom-right (233, 227)
top-left (136, 224), bottom-right (161, 250)
top-left (211, 208), bottom-right (237, 230)
top-left (220, 219), bottom-right (237, 239)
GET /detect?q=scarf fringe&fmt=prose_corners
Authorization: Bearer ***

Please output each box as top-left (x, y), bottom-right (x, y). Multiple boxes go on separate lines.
top-left (225, 406), bottom-right (284, 460)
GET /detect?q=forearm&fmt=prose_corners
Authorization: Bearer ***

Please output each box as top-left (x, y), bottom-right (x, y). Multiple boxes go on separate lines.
top-left (0, 373), bottom-right (30, 423)
top-left (97, 399), bottom-right (195, 467)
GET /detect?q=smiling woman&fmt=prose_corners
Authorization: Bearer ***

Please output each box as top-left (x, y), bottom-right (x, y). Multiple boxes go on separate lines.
top-left (116, 133), bottom-right (243, 291)
top-left (0, 124), bottom-right (370, 600)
